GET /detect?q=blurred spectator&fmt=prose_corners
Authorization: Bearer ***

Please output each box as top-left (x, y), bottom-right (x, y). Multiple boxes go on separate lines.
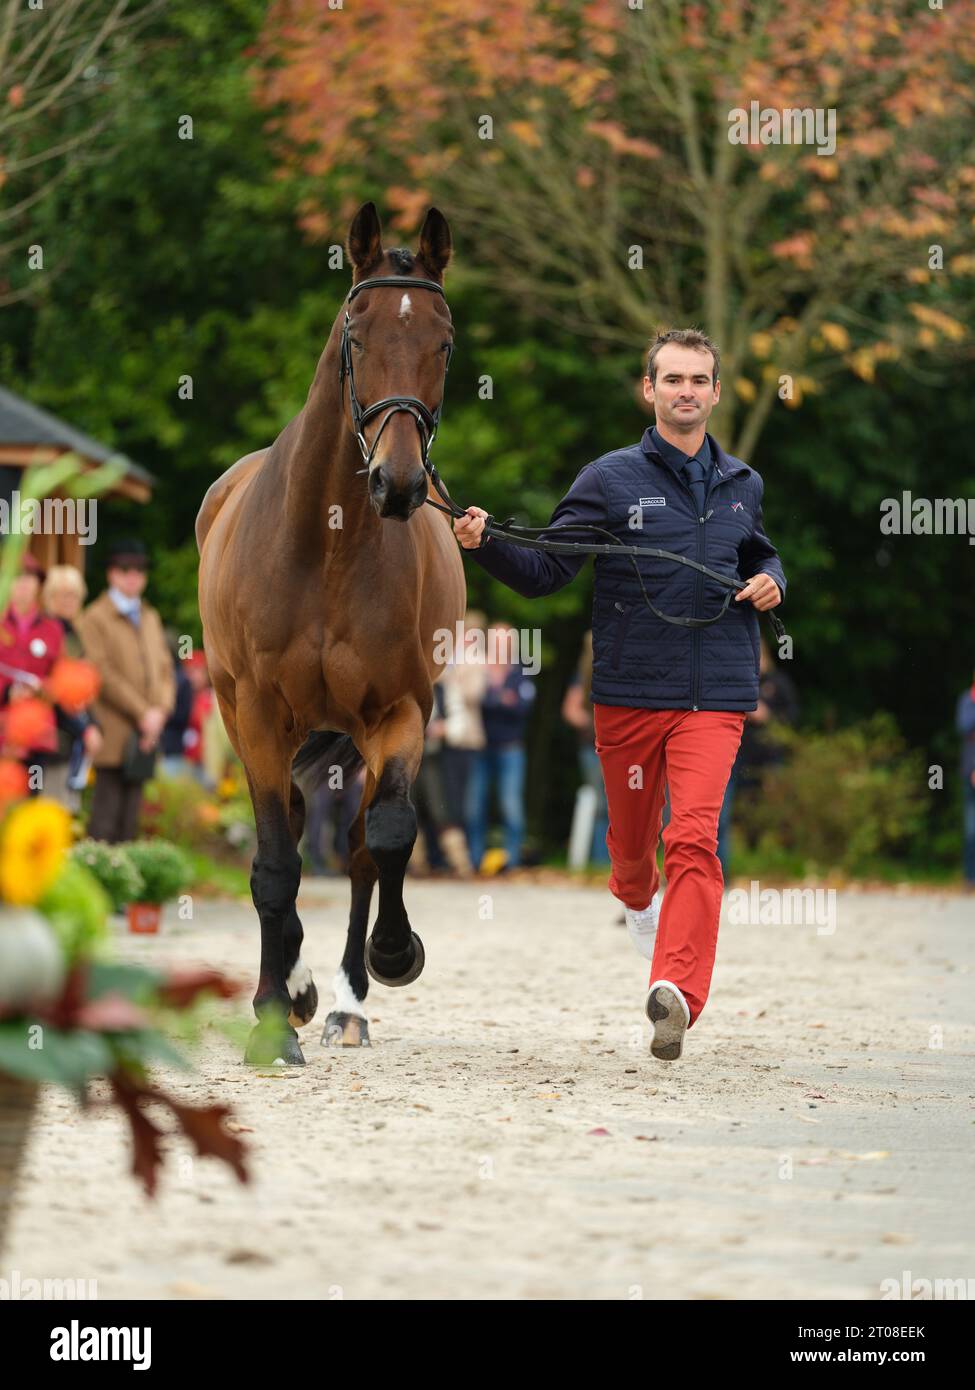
top-left (183, 652), bottom-right (215, 788)
top-left (0, 553), bottom-right (64, 788)
top-left (77, 538), bottom-right (175, 843)
top-left (160, 649), bottom-right (214, 784)
top-left (465, 620), bottom-right (536, 872)
top-left (717, 637), bottom-right (799, 881)
top-left (411, 684), bottom-right (451, 874)
top-left (561, 629), bottom-right (610, 865)
top-left (40, 564), bottom-right (103, 809)
top-left (160, 636), bottom-right (194, 780)
top-left (955, 668), bottom-right (975, 889)
top-left (438, 608), bottom-right (488, 874)
top-left (303, 763), bottom-right (366, 876)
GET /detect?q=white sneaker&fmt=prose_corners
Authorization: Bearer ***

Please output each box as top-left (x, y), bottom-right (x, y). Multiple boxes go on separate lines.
top-left (645, 980), bottom-right (691, 1062)
top-left (623, 891), bottom-right (661, 960)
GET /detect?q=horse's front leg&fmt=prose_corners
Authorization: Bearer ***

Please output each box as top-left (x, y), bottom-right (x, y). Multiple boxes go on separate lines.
top-left (323, 790), bottom-right (377, 1048)
top-left (362, 699), bottom-right (427, 988)
top-left (237, 692), bottom-right (306, 1066)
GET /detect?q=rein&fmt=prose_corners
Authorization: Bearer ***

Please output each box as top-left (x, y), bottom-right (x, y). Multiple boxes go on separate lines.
top-left (341, 274), bottom-right (785, 641)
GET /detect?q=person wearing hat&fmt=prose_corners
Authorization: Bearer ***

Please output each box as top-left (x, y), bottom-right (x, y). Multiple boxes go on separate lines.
top-left (76, 538), bottom-right (176, 842)
top-left (0, 553), bottom-right (65, 777)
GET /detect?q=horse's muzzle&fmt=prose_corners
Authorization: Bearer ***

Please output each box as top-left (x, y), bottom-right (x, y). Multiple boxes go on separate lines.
top-left (369, 464), bottom-right (428, 520)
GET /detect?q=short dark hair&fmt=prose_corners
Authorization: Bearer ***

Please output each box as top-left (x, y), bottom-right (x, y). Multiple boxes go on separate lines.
top-left (646, 329), bottom-right (720, 387)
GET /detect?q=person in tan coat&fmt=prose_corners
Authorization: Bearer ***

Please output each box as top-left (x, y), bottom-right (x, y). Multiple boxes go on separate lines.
top-left (76, 538), bottom-right (176, 843)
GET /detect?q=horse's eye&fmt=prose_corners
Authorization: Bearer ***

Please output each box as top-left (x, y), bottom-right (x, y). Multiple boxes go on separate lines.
top-left (441, 342), bottom-right (452, 353)
top-left (350, 338), bottom-right (364, 351)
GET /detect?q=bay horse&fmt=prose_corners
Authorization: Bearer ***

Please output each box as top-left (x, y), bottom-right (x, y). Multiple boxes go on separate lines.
top-left (196, 203), bottom-right (465, 1065)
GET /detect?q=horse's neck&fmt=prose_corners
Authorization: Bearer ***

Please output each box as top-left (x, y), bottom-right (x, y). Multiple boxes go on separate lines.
top-left (283, 340), bottom-right (375, 545)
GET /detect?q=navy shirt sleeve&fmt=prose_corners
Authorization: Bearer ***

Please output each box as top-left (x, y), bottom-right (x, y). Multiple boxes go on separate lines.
top-left (462, 462), bottom-right (607, 598)
top-left (738, 475), bottom-right (787, 601)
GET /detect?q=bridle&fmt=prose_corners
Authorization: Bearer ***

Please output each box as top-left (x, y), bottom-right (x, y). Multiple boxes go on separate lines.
top-left (339, 274), bottom-right (453, 474)
top-left (337, 274), bottom-right (786, 641)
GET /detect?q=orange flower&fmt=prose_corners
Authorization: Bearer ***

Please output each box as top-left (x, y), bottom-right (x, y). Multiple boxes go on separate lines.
top-left (45, 658), bottom-right (100, 712)
top-left (3, 698), bottom-right (56, 754)
top-left (0, 759), bottom-right (28, 806)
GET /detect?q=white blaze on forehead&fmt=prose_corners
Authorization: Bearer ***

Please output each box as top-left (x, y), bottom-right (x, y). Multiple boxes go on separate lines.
top-left (398, 292), bottom-right (413, 320)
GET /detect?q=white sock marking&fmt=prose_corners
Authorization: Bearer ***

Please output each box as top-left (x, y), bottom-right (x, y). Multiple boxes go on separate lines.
top-left (332, 967), bottom-right (367, 1019)
top-left (286, 958), bottom-right (313, 1000)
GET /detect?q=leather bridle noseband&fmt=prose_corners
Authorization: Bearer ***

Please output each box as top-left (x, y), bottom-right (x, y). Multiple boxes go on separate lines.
top-left (339, 274), bottom-right (453, 474)
top-left (337, 274), bottom-right (786, 641)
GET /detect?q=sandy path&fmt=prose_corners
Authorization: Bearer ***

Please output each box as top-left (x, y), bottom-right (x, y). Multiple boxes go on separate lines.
top-left (5, 878), bottom-right (973, 1300)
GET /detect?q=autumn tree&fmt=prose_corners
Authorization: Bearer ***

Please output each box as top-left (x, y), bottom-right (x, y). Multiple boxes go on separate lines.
top-left (255, 0), bottom-right (975, 455)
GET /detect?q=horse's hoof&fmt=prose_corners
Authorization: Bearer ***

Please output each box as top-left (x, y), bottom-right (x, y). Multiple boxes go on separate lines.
top-left (244, 1022), bottom-right (306, 1066)
top-left (288, 978), bottom-right (319, 1028)
top-left (365, 931), bottom-right (425, 987)
top-left (322, 1012), bottom-right (371, 1048)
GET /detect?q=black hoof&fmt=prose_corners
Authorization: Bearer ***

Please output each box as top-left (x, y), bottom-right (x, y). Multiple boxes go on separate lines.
top-left (288, 979), bottom-right (319, 1028)
top-left (322, 1012), bottom-right (371, 1048)
top-left (365, 931), bottom-right (425, 987)
top-left (244, 1020), bottom-right (305, 1066)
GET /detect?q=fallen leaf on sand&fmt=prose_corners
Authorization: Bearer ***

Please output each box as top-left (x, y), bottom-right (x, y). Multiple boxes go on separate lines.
top-left (588, 1127), bottom-right (610, 1136)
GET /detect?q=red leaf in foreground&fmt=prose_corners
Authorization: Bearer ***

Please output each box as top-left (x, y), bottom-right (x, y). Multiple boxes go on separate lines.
top-left (74, 994), bottom-right (149, 1031)
top-left (168, 1100), bottom-right (249, 1187)
top-left (109, 1074), bottom-right (167, 1197)
top-left (108, 1071), bottom-right (250, 1196)
top-left (157, 968), bottom-right (244, 1009)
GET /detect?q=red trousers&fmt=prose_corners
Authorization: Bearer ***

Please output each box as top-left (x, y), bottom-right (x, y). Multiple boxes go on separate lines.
top-left (593, 704), bottom-right (746, 1027)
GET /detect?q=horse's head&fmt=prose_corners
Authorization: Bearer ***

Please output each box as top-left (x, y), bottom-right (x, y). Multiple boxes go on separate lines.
top-left (342, 202), bottom-right (454, 521)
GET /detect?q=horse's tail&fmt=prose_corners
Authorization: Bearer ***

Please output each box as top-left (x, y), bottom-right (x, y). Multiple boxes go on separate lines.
top-left (291, 730), bottom-right (364, 797)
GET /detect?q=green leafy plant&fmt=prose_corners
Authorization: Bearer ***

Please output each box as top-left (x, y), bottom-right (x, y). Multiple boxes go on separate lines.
top-left (735, 713), bottom-right (927, 875)
top-left (37, 860), bottom-right (111, 964)
top-left (124, 840), bottom-right (193, 905)
top-left (70, 840), bottom-right (144, 912)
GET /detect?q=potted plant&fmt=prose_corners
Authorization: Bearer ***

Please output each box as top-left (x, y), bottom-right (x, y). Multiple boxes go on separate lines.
top-left (123, 839), bottom-right (193, 933)
top-left (70, 839), bottom-right (145, 914)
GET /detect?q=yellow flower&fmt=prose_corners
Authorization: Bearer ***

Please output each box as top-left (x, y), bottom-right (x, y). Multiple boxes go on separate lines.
top-left (0, 798), bottom-right (72, 906)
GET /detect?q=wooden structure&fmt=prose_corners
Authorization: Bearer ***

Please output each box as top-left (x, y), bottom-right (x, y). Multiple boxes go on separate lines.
top-left (0, 386), bottom-right (155, 575)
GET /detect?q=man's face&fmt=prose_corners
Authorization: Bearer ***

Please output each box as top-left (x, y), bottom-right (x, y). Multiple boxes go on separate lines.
top-left (643, 344), bottom-right (720, 431)
top-left (108, 563), bottom-right (148, 598)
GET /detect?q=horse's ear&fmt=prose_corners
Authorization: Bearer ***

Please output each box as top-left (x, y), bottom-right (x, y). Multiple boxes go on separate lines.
top-left (417, 207), bottom-right (452, 278)
top-left (348, 202), bottom-right (383, 272)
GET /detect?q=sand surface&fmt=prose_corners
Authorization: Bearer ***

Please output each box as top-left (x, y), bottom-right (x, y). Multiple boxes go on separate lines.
top-left (5, 877), bottom-right (974, 1300)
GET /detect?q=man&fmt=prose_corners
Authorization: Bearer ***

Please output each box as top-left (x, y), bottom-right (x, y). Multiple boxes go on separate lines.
top-left (454, 329), bottom-right (786, 1061)
top-left (76, 538), bottom-right (175, 843)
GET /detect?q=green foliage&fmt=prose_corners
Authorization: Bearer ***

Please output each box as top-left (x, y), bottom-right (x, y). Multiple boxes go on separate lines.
top-left (735, 714), bottom-right (928, 875)
top-left (124, 840), bottom-right (193, 905)
top-left (38, 861), bottom-right (111, 964)
top-left (70, 841), bottom-right (144, 912)
top-left (139, 776), bottom-right (254, 865)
